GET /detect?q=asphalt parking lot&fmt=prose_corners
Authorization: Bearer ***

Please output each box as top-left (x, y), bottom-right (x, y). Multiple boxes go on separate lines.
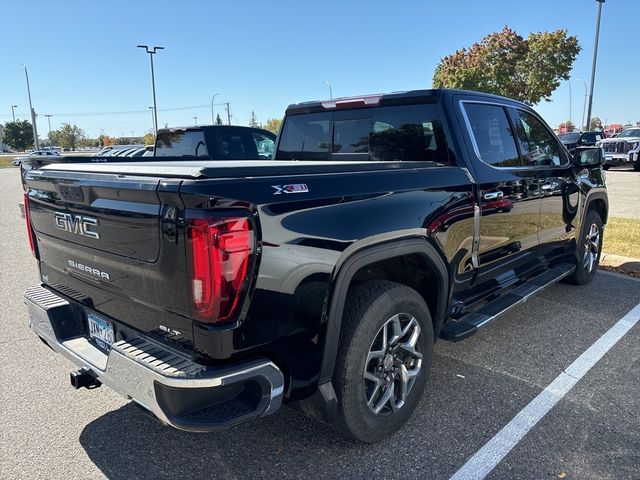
top-left (1, 167), bottom-right (638, 479)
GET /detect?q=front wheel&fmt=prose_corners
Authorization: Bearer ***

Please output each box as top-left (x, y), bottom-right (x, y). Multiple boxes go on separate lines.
top-left (332, 280), bottom-right (434, 443)
top-left (633, 161), bottom-right (640, 172)
top-left (566, 210), bottom-right (603, 285)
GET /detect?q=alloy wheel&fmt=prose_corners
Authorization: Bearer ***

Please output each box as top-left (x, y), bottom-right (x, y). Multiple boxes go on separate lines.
top-left (363, 313), bottom-right (422, 415)
top-left (583, 223), bottom-right (600, 273)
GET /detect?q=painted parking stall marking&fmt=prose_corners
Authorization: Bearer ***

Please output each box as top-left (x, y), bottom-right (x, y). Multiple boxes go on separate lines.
top-left (450, 302), bottom-right (640, 480)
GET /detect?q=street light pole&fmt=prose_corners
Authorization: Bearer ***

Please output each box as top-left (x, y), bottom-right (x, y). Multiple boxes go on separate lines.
top-left (23, 66), bottom-right (40, 150)
top-left (148, 107), bottom-right (156, 136)
top-left (137, 45), bottom-right (164, 136)
top-left (45, 114), bottom-right (52, 141)
top-left (210, 93), bottom-right (219, 124)
top-left (575, 79), bottom-right (588, 131)
top-left (193, 116), bottom-right (198, 126)
top-left (586, 0), bottom-right (605, 132)
top-left (324, 80), bottom-right (332, 100)
top-left (224, 102), bottom-right (231, 125)
top-left (568, 81), bottom-right (572, 128)
top-left (11, 105), bottom-right (17, 122)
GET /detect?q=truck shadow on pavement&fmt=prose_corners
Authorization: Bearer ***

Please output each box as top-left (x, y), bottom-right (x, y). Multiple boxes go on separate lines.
top-left (77, 349), bottom-right (539, 480)
top-left (79, 402), bottom-right (358, 479)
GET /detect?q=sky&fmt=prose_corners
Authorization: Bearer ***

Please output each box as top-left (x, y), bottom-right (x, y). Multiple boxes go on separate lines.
top-left (1, 0), bottom-right (638, 138)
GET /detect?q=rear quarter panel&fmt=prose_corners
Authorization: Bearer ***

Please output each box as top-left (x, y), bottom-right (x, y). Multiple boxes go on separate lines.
top-left (180, 165), bottom-right (475, 399)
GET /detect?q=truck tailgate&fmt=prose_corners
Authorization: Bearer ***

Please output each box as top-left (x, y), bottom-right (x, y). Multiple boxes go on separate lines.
top-left (25, 169), bottom-right (193, 345)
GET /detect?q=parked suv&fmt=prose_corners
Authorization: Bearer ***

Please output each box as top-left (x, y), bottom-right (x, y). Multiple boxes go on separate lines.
top-left (22, 89), bottom-right (606, 443)
top-left (597, 127), bottom-right (640, 170)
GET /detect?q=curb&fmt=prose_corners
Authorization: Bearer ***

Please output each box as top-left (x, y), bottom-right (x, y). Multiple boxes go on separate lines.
top-left (600, 253), bottom-right (640, 278)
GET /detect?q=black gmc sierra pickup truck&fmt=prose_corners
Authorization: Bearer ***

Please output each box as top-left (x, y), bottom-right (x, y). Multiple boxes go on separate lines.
top-left (23, 89), bottom-right (607, 443)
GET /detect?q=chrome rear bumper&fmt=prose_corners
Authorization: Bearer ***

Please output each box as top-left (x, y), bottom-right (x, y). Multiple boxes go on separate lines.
top-left (24, 284), bottom-right (284, 432)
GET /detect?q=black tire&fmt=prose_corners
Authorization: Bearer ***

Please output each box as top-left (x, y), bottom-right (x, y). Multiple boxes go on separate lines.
top-left (332, 280), bottom-right (434, 443)
top-left (633, 161), bottom-right (640, 172)
top-left (565, 210), bottom-right (603, 285)
top-left (602, 164), bottom-right (611, 170)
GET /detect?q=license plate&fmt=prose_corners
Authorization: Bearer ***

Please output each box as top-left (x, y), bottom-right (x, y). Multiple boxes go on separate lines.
top-left (87, 312), bottom-right (115, 350)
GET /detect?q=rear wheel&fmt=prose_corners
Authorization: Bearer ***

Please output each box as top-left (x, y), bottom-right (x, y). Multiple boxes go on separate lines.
top-left (633, 161), bottom-right (640, 172)
top-left (566, 210), bottom-right (603, 285)
top-left (602, 164), bottom-right (611, 170)
top-left (332, 280), bottom-right (433, 443)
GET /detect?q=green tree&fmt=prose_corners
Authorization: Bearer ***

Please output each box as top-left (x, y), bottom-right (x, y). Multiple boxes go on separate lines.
top-left (261, 118), bottom-right (282, 134)
top-left (215, 113), bottom-right (223, 125)
top-left (50, 124), bottom-right (85, 150)
top-left (558, 120), bottom-right (576, 133)
top-left (98, 134), bottom-right (118, 147)
top-left (3, 120), bottom-right (34, 151)
top-left (589, 117), bottom-right (602, 130)
top-left (78, 137), bottom-right (98, 148)
top-left (432, 26), bottom-right (580, 104)
top-left (248, 111), bottom-right (259, 128)
top-left (143, 132), bottom-right (155, 145)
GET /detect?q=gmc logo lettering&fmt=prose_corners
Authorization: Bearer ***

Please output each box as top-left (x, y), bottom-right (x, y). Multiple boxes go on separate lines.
top-left (54, 212), bottom-right (100, 239)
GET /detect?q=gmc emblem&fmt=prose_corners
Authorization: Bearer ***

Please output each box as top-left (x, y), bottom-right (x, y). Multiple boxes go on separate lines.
top-left (54, 212), bottom-right (100, 239)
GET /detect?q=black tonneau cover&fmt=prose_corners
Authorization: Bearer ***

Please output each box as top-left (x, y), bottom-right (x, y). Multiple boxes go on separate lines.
top-left (42, 160), bottom-right (436, 179)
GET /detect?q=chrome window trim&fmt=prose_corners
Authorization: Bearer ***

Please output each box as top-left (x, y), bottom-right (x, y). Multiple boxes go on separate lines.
top-left (458, 99), bottom-right (570, 171)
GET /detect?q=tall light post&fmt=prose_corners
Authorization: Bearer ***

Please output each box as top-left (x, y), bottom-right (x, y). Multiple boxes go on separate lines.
top-left (148, 106), bottom-right (157, 136)
top-left (210, 93), bottom-right (219, 124)
top-left (193, 116), bottom-right (198, 126)
top-left (568, 81), bottom-right (572, 128)
top-left (45, 114), bottom-right (52, 142)
top-left (324, 80), bottom-right (332, 100)
top-left (586, 0), bottom-right (605, 132)
top-left (11, 105), bottom-right (17, 122)
top-left (23, 66), bottom-right (40, 150)
top-left (575, 79), bottom-right (588, 131)
top-left (137, 45), bottom-right (164, 137)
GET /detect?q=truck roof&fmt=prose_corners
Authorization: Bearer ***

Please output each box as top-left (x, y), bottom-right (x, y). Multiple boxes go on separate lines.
top-left (285, 88), bottom-right (528, 115)
top-left (156, 124), bottom-right (275, 137)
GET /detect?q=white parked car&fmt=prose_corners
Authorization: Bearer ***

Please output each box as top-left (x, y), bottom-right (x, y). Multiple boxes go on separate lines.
top-left (13, 150), bottom-right (60, 166)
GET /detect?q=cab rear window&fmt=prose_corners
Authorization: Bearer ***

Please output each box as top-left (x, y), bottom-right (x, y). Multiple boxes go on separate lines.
top-left (155, 130), bottom-right (209, 158)
top-left (276, 104), bottom-right (451, 165)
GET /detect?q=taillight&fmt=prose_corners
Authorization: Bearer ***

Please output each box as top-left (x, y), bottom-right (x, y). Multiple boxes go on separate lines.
top-left (187, 216), bottom-right (252, 323)
top-left (23, 193), bottom-right (36, 256)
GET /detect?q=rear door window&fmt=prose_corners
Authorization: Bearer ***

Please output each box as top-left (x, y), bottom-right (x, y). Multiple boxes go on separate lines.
top-left (252, 132), bottom-right (275, 159)
top-left (218, 129), bottom-right (259, 160)
top-left (463, 103), bottom-right (522, 167)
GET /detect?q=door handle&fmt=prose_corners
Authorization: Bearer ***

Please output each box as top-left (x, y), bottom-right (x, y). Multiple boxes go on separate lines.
top-left (483, 191), bottom-right (504, 200)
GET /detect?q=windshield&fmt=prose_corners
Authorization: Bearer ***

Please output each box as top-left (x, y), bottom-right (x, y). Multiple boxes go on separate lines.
top-left (558, 133), bottom-right (580, 143)
top-left (617, 129), bottom-right (640, 138)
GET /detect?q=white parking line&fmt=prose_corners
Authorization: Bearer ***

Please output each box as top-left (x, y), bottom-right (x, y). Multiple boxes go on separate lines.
top-left (450, 302), bottom-right (640, 480)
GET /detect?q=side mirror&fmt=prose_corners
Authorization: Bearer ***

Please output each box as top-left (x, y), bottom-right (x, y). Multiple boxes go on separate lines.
top-left (573, 146), bottom-right (603, 168)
